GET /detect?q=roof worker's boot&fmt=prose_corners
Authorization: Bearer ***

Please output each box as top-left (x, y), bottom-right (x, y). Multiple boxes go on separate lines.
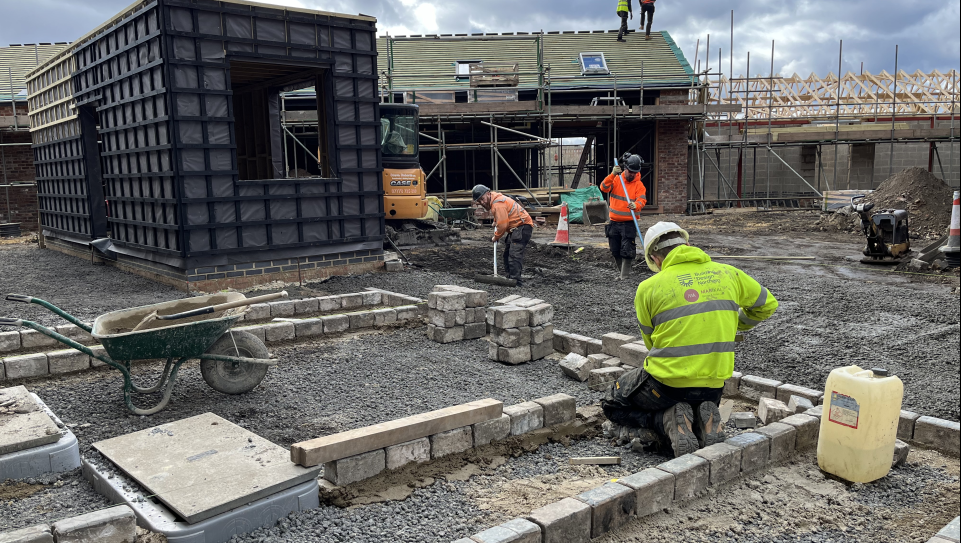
top-left (661, 403), bottom-right (699, 457)
top-left (619, 257), bottom-right (633, 280)
top-left (694, 401), bottom-right (725, 448)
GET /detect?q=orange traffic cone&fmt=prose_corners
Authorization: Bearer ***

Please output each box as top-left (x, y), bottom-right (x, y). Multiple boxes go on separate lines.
top-left (940, 190), bottom-right (961, 268)
top-left (550, 202), bottom-right (571, 247)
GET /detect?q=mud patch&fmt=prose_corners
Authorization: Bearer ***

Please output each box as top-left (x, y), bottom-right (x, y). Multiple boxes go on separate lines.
top-left (466, 464), bottom-right (612, 517)
top-left (0, 480), bottom-right (44, 501)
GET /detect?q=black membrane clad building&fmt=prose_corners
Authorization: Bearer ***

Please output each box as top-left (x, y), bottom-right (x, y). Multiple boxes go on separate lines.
top-left (25, 0), bottom-right (384, 291)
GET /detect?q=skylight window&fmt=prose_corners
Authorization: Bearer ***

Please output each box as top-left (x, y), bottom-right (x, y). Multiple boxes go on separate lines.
top-left (579, 52), bottom-right (610, 75)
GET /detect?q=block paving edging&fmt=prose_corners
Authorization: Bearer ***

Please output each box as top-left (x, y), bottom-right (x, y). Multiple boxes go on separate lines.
top-left (0, 504), bottom-right (136, 543)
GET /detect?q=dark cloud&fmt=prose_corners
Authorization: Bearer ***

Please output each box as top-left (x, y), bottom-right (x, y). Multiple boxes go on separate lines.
top-left (2, 0), bottom-right (959, 77)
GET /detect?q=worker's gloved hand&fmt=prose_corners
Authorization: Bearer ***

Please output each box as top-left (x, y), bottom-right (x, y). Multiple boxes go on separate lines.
top-left (628, 202), bottom-right (637, 210)
top-left (491, 236), bottom-right (498, 243)
top-left (611, 165), bottom-right (622, 176)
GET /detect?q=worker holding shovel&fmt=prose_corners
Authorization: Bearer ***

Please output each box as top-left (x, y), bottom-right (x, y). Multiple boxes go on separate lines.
top-left (602, 222), bottom-right (779, 457)
top-left (472, 185), bottom-right (534, 287)
top-left (600, 154), bottom-right (647, 280)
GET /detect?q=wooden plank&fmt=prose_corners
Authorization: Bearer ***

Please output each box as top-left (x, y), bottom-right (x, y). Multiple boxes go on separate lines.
top-left (290, 398), bottom-right (504, 467)
top-left (569, 456), bottom-right (621, 465)
top-left (418, 101), bottom-right (539, 115)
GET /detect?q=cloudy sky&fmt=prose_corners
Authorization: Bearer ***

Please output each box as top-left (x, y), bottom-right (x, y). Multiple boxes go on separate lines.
top-left (1, 0), bottom-right (960, 78)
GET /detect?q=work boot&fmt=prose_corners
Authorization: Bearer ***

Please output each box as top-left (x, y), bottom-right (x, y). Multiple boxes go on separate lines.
top-left (646, 30), bottom-right (652, 39)
top-left (613, 257), bottom-right (623, 272)
top-left (661, 403), bottom-right (699, 457)
top-left (619, 258), bottom-right (633, 280)
top-left (694, 401), bottom-right (725, 448)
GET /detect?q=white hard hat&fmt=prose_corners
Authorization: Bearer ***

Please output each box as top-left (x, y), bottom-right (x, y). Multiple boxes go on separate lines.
top-left (643, 221), bottom-right (690, 272)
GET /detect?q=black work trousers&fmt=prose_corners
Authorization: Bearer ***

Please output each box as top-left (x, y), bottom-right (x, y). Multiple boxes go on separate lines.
top-left (606, 220), bottom-right (638, 260)
top-left (502, 224), bottom-right (532, 284)
top-left (617, 11), bottom-right (629, 39)
top-left (602, 373), bottom-right (724, 437)
top-left (640, 2), bottom-right (655, 32)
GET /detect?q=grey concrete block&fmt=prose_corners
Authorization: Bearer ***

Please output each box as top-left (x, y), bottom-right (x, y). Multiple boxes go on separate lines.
top-left (558, 353), bottom-right (598, 382)
top-left (429, 309), bottom-right (458, 328)
top-left (533, 393), bottom-right (576, 427)
top-left (495, 344), bottom-right (530, 365)
top-left (892, 439), bottom-right (910, 468)
top-left (3, 353), bottom-right (48, 379)
top-left (725, 432), bottom-right (770, 472)
top-left (267, 300), bottom-right (295, 317)
top-left (433, 285), bottom-right (488, 308)
top-left (731, 412), bottom-right (756, 429)
top-left (587, 353), bottom-right (612, 365)
top-left (530, 324), bottom-right (554, 344)
top-left (530, 338), bottom-right (553, 360)
top-left (552, 330), bottom-right (571, 353)
top-left (362, 290), bottom-right (382, 306)
top-left (430, 426), bottom-right (473, 458)
top-left (430, 324), bottom-right (465, 344)
top-left (739, 375), bottom-right (782, 400)
top-left (787, 395), bottom-right (814, 414)
top-left (347, 310), bottom-right (376, 329)
top-left (776, 383), bottom-right (823, 405)
top-left (0, 523), bottom-right (53, 543)
top-left (493, 327), bottom-right (531, 348)
top-left (526, 497), bottom-right (591, 543)
top-left (588, 367), bottom-right (624, 388)
top-left (52, 504), bottom-right (136, 543)
top-left (657, 454), bottom-right (709, 501)
top-left (601, 332), bottom-right (635, 357)
top-left (753, 422), bottom-right (796, 463)
top-left (586, 338), bottom-right (603, 355)
top-left (246, 303), bottom-right (271, 320)
top-left (617, 342), bottom-right (648, 368)
top-left (602, 358), bottom-right (623, 368)
top-left (469, 307), bottom-right (489, 324)
top-left (55, 324), bottom-right (92, 344)
top-left (340, 293), bottom-right (364, 310)
top-left (294, 318), bottom-right (324, 338)
top-left (503, 402), bottom-right (544, 435)
top-left (804, 406), bottom-right (824, 419)
top-left (427, 291), bottom-right (465, 311)
top-left (263, 321), bottom-right (295, 343)
top-left (471, 518), bottom-right (541, 543)
top-left (19, 330), bottom-right (58, 350)
top-left (316, 296), bottom-right (342, 312)
top-left (324, 449), bottom-right (386, 485)
top-left (758, 397), bottom-right (792, 425)
top-left (464, 322), bottom-right (487, 340)
top-left (693, 443), bottom-right (742, 486)
top-left (779, 414), bottom-right (820, 450)
top-left (233, 325), bottom-right (265, 342)
top-left (510, 297), bottom-right (544, 308)
top-left (385, 260), bottom-right (404, 272)
top-left (386, 437), bottom-right (430, 470)
top-left (898, 410), bottom-right (920, 440)
top-left (914, 417), bottom-right (961, 455)
top-left (293, 297), bottom-right (319, 315)
top-left (574, 482), bottom-right (635, 538)
top-left (487, 306), bottom-right (529, 329)
top-left (473, 414), bottom-right (511, 446)
top-left (616, 467), bottom-right (674, 517)
top-left (0, 331), bottom-right (21, 353)
top-left (527, 303), bottom-right (553, 326)
top-left (566, 335), bottom-right (591, 357)
top-left (322, 314), bottom-right (349, 334)
top-left (394, 305), bottom-right (419, 321)
top-left (723, 371), bottom-right (742, 396)
top-left (47, 349), bottom-right (90, 374)
top-left (493, 294), bottom-right (522, 305)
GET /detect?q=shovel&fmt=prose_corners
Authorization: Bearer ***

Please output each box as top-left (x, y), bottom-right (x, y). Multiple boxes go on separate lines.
top-left (132, 291), bottom-right (289, 332)
top-left (473, 241), bottom-right (517, 287)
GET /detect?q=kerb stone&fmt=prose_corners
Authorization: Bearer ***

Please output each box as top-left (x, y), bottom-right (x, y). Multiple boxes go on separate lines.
top-left (496, 345), bottom-right (530, 365)
top-left (267, 300), bottom-right (295, 317)
top-left (892, 439), bottom-right (910, 468)
top-left (429, 309), bottom-right (458, 328)
top-left (473, 414), bottom-right (510, 446)
top-left (618, 342), bottom-right (648, 368)
top-left (558, 353), bottom-right (597, 382)
top-left (529, 338), bottom-right (553, 360)
top-left (526, 497), bottom-right (591, 543)
top-left (898, 410), bottom-right (920, 440)
top-left (339, 293), bottom-right (364, 310)
top-left (323, 449), bottom-right (386, 485)
top-left (775, 383), bottom-right (823, 405)
top-left (693, 443), bottom-right (742, 486)
top-left (428, 291), bottom-right (466, 311)
top-left (914, 417), bottom-right (961, 455)
top-left (322, 314), bottom-right (349, 334)
top-left (493, 327), bottom-right (531, 348)
top-left (566, 335), bottom-right (590, 357)
top-left (529, 324), bottom-right (553, 344)
top-left (488, 306), bottom-right (529, 329)
top-left (532, 394), bottom-right (576, 427)
top-left (430, 426), bottom-right (473, 458)
top-left (616, 467), bottom-right (674, 517)
top-left (739, 375), bottom-right (782, 400)
top-left (3, 353), bottom-right (48, 379)
top-left (0, 523), bottom-right (53, 543)
top-left (601, 333), bottom-right (635, 357)
top-left (503, 402), bottom-right (544, 435)
top-left (586, 338), bottom-right (603, 355)
top-left (233, 325), bottom-right (265, 341)
top-left (731, 412), bottom-right (756, 428)
top-left (0, 331), bottom-right (21, 353)
top-left (294, 319), bottom-right (324, 338)
top-left (787, 395), bottom-right (814, 414)
top-left (394, 305), bottom-right (419, 321)
top-left (347, 311), bottom-right (375, 329)
top-left (656, 454), bottom-right (709, 501)
top-left (753, 422), bottom-right (796, 463)
top-left (372, 308), bottom-right (398, 326)
top-left (779, 414), bottom-right (820, 450)
top-left (552, 330), bottom-right (571, 353)
top-left (431, 325), bottom-right (465, 344)
top-left (527, 303), bottom-right (553, 327)
top-left (360, 290), bottom-right (382, 305)
top-left (52, 505), bottom-right (136, 543)
top-left (588, 367), bottom-right (625, 388)
top-left (263, 321), bottom-right (295, 343)
top-left (574, 482), bottom-right (635, 538)
top-left (385, 438), bottom-right (430, 470)
top-left (316, 296), bottom-right (341, 312)
top-left (724, 432), bottom-right (769, 472)
top-left (294, 298), bottom-right (319, 315)
top-left (723, 371), bottom-right (742, 396)
top-left (758, 397), bottom-right (792, 425)
top-left (19, 330), bottom-right (58, 350)
top-left (465, 322), bottom-right (487, 340)
top-left (471, 518), bottom-right (541, 543)
top-left (245, 303), bottom-right (271, 320)
top-left (47, 349), bottom-right (90, 374)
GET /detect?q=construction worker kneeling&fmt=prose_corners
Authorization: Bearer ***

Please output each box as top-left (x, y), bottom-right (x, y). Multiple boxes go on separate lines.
top-left (601, 222), bottom-right (779, 458)
top-left (600, 154), bottom-right (647, 279)
top-left (472, 184), bottom-right (534, 287)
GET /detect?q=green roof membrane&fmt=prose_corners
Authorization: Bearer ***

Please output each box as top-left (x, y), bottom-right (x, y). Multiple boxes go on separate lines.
top-left (377, 29), bottom-right (697, 91)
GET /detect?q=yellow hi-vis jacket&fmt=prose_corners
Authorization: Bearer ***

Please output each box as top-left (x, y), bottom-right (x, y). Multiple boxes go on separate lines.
top-left (634, 245), bottom-right (779, 389)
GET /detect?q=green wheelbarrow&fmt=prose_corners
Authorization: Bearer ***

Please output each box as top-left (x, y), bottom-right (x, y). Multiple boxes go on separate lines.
top-left (0, 291), bottom-right (287, 415)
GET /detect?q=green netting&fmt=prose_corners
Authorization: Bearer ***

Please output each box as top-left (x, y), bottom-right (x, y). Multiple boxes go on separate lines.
top-left (560, 186), bottom-right (604, 224)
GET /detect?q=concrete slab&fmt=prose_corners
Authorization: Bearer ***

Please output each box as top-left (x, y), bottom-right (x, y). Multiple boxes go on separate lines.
top-left (0, 394), bottom-right (79, 481)
top-left (93, 412), bottom-right (321, 524)
top-left (0, 386), bottom-right (61, 455)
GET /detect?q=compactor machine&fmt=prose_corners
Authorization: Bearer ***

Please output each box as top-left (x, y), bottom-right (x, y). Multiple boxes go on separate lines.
top-left (855, 200), bottom-right (910, 264)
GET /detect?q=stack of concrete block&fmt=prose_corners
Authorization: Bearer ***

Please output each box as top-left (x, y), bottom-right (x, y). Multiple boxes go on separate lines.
top-left (486, 298), bottom-right (554, 365)
top-left (426, 286), bottom-right (487, 344)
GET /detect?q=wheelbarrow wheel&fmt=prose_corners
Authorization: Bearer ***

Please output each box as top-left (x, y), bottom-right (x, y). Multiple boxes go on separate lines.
top-left (200, 331), bottom-right (269, 395)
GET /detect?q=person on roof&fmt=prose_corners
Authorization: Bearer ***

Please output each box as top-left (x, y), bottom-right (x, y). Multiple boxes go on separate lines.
top-left (639, 0), bottom-right (656, 39)
top-left (600, 154), bottom-right (647, 279)
top-left (616, 0), bottom-right (633, 42)
top-left (602, 222), bottom-right (779, 457)
top-left (472, 185), bottom-right (534, 287)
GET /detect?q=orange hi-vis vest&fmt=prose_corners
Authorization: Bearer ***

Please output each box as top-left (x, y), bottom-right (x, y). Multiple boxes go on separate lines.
top-left (490, 192), bottom-right (534, 241)
top-left (600, 171), bottom-right (647, 222)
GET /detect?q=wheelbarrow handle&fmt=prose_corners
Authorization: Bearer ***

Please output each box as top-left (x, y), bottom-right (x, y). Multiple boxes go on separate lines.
top-left (6, 294), bottom-right (33, 303)
top-left (0, 317), bottom-right (23, 326)
top-left (157, 291), bottom-right (288, 321)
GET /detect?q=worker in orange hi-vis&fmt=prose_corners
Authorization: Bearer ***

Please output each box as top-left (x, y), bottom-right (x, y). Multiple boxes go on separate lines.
top-left (472, 185), bottom-right (534, 287)
top-left (639, 0), bottom-right (656, 39)
top-left (600, 154), bottom-right (647, 280)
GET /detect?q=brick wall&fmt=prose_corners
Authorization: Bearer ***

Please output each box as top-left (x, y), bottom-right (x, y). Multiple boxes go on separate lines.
top-left (657, 119), bottom-right (689, 213)
top-left (659, 89), bottom-right (689, 105)
top-left (0, 184), bottom-right (39, 230)
top-left (0, 129), bottom-right (35, 183)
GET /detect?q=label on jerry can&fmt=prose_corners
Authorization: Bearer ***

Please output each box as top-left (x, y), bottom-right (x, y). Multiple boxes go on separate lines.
top-left (828, 391), bottom-right (860, 429)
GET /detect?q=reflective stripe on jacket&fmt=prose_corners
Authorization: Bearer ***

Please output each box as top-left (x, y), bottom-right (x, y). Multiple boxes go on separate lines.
top-left (633, 245), bottom-right (779, 389)
top-left (600, 171), bottom-right (647, 222)
top-left (490, 192), bottom-right (534, 241)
